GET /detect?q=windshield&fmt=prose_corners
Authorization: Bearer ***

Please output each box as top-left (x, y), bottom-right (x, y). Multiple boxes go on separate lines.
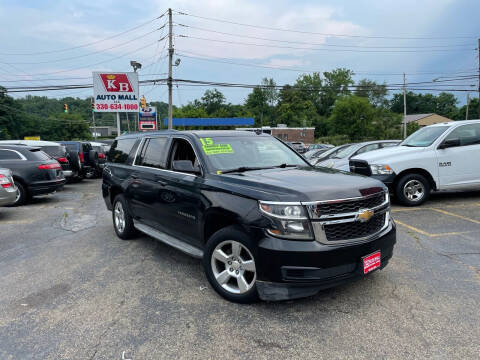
top-left (401, 126), bottom-right (449, 147)
top-left (199, 136), bottom-right (308, 172)
top-left (41, 146), bottom-right (66, 158)
top-left (331, 144), bottom-right (358, 159)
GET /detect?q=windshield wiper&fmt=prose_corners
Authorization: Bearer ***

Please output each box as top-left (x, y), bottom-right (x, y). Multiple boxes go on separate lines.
top-left (220, 166), bottom-right (273, 174)
top-left (401, 144), bottom-right (418, 147)
top-left (275, 163), bottom-right (298, 168)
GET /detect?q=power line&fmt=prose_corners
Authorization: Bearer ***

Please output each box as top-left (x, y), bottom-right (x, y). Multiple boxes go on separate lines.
top-left (176, 23), bottom-right (475, 49)
top-left (176, 51), bottom-right (479, 77)
top-left (175, 10), bottom-right (480, 40)
top-left (0, 27), bottom-right (165, 65)
top-left (177, 35), bottom-right (476, 53)
top-left (0, 12), bottom-right (168, 56)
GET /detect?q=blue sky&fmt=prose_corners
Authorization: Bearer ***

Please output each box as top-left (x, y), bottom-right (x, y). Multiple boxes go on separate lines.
top-left (0, 0), bottom-right (478, 106)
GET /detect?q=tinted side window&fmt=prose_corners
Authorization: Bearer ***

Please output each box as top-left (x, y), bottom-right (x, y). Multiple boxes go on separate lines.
top-left (0, 149), bottom-right (22, 160)
top-left (109, 138), bottom-right (136, 164)
top-left (140, 137), bottom-right (168, 169)
top-left (41, 146), bottom-right (65, 157)
top-left (444, 124), bottom-right (480, 147)
top-left (29, 149), bottom-right (52, 161)
top-left (64, 144), bottom-right (78, 152)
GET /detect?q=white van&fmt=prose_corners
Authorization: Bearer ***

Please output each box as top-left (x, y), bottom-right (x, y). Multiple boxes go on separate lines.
top-left (349, 120), bottom-right (480, 206)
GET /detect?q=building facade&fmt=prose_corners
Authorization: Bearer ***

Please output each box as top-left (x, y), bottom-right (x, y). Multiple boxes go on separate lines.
top-left (236, 125), bottom-right (315, 144)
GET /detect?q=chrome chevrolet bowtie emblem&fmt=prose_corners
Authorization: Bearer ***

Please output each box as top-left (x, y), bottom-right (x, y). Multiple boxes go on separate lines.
top-left (357, 209), bottom-right (374, 222)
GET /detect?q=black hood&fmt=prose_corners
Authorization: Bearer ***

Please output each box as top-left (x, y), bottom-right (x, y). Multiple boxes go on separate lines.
top-left (208, 166), bottom-right (386, 202)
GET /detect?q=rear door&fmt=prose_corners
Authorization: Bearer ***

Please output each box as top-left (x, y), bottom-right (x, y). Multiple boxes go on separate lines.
top-left (126, 136), bottom-right (171, 227)
top-left (436, 123), bottom-right (480, 188)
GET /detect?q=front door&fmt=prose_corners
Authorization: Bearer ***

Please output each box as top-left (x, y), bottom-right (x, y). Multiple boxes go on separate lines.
top-left (436, 123), bottom-right (480, 188)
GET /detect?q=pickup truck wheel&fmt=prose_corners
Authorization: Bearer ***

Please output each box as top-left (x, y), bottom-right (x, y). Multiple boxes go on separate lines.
top-left (395, 174), bottom-right (430, 206)
top-left (112, 195), bottom-right (136, 240)
top-left (204, 226), bottom-right (259, 303)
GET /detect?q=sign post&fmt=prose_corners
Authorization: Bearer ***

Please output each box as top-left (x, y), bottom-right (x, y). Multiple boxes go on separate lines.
top-left (93, 71), bottom-right (139, 136)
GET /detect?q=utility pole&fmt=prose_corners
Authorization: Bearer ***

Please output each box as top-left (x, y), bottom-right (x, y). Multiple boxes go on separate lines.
top-left (403, 73), bottom-right (407, 139)
top-left (167, 8), bottom-right (173, 130)
top-left (466, 93), bottom-right (470, 120)
top-left (478, 39), bottom-right (480, 119)
top-left (116, 112), bottom-right (121, 137)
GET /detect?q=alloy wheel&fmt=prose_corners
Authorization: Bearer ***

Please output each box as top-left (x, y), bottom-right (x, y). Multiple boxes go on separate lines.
top-left (114, 201), bottom-right (126, 233)
top-left (403, 179), bottom-right (425, 202)
top-left (211, 240), bottom-right (256, 294)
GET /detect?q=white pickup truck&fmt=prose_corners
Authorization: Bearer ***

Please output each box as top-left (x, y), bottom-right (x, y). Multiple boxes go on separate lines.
top-left (349, 120), bottom-right (480, 206)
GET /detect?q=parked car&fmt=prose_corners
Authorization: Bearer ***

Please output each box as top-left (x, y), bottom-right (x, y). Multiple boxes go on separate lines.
top-left (316, 140), bottom-right (401, 171)
top-left (0, 168), bottom-right (17, 206)
top-left (307, 143), bottom-right (334, 151)
top-left (0, 140), bottom-right (74, 180)
top-left (287, 141), bottom-right (307, 153)
top-left (90, 141), bottom-right (108, 177)
top-left (303, 148), bottom-right (329, 160)
top-left (0, 145), bottom-right (65, 205)
top-left (350, 120), bottom-right (480, 206)
top-left (311, 144), bottom-right (352, 166)
top-left (58, 141), bottom-right (98, 180)
top-left (103, 130), bottom-right (396, 303)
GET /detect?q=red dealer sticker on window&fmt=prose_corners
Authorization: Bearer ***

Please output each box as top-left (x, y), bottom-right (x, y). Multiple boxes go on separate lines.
top-left (100, 73), bottom-right (133, 92)
top-left (363, 251), bottom-right (381, 274)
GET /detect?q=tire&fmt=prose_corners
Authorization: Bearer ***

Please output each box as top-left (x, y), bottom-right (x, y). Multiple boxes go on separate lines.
top-left (112, 194), bottom-right (137, 240)
top-left (203, 226), bottom-right (259, 303)
top-left (88, 150), bottom-right (99, 167)
top-left (395, 173), bottom-right (431, 206)
top-left (13, 181), bottom-right (28, 206)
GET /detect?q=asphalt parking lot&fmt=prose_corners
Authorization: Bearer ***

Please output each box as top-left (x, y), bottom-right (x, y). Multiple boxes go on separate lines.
top-left (0, 180), bottom-right (479, 359)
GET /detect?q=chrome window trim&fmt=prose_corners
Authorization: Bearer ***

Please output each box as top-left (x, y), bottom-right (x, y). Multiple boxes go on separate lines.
top-left (132, 135), bottom-right (203, 178)
top-left (0, 149), bottom-right (27, 160)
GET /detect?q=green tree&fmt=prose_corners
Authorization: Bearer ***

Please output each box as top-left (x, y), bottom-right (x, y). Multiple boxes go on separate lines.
top-left (201, 89), bottom-right (226, 114)
top-left (354, 79), bottom-right (388, 107)
top-left (390, 91), bottom-right (457, 118)
top-left (328, 96), bottom-right (377, 141)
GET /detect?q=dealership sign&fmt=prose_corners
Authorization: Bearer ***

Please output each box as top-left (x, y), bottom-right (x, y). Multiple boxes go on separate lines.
top-left (139, 106), bottom-right (157, 131)
top-left (93, 72), bottom-right (139, 112)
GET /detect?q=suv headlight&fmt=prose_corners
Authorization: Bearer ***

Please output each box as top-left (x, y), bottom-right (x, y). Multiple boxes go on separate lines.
top-left (259, 202), bottom-right (313, 240)
top-left (370, 164), bottom-right (394, 175)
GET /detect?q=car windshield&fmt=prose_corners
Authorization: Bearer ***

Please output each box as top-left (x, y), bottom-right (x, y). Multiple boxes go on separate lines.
top-left (41, 146), bottom-right (66, 158)
top-left (401, 126), bottom-right (450, 147)
top-left (199, 136), bottom-right (308, 172)
top-left (331, 144), bottom-right (358, 159)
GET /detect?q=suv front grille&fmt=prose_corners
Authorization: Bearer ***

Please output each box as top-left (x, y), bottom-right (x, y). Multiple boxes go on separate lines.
top-left (324, 213), bottom-right (386, 241)
top-left (313, 192), bottom-right (385, 216)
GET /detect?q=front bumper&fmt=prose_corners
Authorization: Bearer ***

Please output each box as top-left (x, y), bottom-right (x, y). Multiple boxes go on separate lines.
top-left (255, 222), bottom-right (396, 301)
top-left (371, 173), bottom-right (396, 188)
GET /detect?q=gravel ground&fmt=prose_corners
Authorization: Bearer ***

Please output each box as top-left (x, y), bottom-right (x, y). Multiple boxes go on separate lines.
top-left (0, 179), bottom-right (479, 359)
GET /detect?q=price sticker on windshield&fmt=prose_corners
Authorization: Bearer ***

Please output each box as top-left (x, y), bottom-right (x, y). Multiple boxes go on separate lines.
top-left (200, 138), bottom-right (234, 155)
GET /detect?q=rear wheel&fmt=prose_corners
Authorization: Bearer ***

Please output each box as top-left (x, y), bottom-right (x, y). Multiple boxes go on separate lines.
top-left (112, 194), bottom-right (137, 239)
top-left (203, 226), bottom-right (259, 303)
top-left (13, 181), bottom-right (28, 206)
top-left (395, 173), bottom-right (430, 206)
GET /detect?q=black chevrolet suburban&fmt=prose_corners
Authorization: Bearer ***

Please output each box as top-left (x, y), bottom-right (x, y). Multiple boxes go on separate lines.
top-left (102, 130), bottom-right (396, 303)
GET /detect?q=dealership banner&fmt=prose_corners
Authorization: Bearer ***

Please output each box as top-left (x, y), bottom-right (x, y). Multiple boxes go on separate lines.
top-left (93, 72), bottom-right (139, 112)
top-left (139, 106), bottom-right (157, 131)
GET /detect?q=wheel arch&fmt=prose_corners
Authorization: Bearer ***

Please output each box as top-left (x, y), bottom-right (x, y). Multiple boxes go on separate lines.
top-left (203, 208), bottom-right (246, 244)
top-left (109, 185), bottom-right (124, 206)
top-left (394, 168), bottom-right (437, 191)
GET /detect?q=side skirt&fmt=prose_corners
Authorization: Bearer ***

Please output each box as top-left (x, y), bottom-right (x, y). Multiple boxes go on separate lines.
top-left (133, 220), bottom-right (204, 259)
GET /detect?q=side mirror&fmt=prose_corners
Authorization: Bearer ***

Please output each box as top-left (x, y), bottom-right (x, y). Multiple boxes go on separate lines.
top-left (438, 138), bottom-right (460, 149)
top-left (172, 160), bottom-right (200, 174)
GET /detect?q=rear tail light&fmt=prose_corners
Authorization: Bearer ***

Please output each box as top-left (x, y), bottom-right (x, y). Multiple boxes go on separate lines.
top-left (57, 157), bottom-right (68, 163)
top-left (38, 163), bottom-right (62, 170)
top-left (98, 153), bottom-right (105, 159)
top-left (79, 152), bottom-right (84, 163)
top-left (0, 174), bottom-right (13, 188)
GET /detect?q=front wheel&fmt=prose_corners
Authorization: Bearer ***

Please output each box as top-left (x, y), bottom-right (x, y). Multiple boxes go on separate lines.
top-left (395, 173), bottom-right (430, 206)
top-left (203, 226), bottom-right (259, 303)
